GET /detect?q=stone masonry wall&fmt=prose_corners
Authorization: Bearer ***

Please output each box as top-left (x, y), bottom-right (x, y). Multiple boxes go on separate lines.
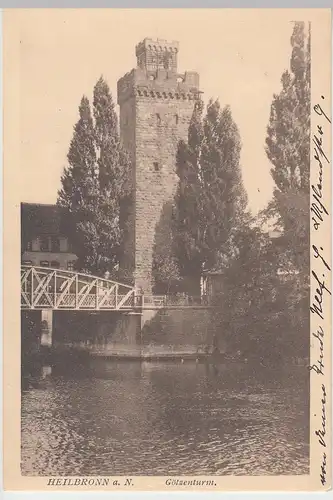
top-left (134, 96), bottom-right (196, 292)
top-left (119, 96), bottom-right (136, 278)
top-left (141, 308), bottom-right (226, 352)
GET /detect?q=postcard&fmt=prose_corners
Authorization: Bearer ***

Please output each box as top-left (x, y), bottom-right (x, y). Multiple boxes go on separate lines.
top-left (3, 8), bottom-right (331, 492)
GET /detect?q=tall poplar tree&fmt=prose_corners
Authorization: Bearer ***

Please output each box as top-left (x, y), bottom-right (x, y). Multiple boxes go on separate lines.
top-left (58, 95), bottom-right (99, 272)
top-left (92, 76), bottom-right (130, 273)
top-left (216, 20), bottom-right (312, 363)
top-left (265, 21), bottom-right (311, 271)
top-left (174, 99), bottom-right (247, 293)
top-left (58, 77), bottom-right (130, 275)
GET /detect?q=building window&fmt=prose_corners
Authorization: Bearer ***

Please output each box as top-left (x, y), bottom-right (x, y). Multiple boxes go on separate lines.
top-left (51, 237), bottom-right (60, 252)
top-left (156, 113), bottom-right (161, 125)
top-left (175, 114), bottom-right (179, 125)
top-left (67, 261), bottom-right (74, 271)
top-left (26, 241), bottom-right (32, 251)
top-left (153, 162), bottom-right (160, 172)
top-left (40, 237), bottom-right (49, 252)
top-left (22, 260), bottom-right (32, 266)
top-left (51, 260), bottom-right (60, 269)
top-left (40, 260), bottom-right (50, 267)
top-left (67, 240), bottom-right (73, 253)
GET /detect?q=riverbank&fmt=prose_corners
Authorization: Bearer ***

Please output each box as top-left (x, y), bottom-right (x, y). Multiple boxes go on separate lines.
top-left (22, 343), bottom-right (309, 369)
top-left (22, 344), bottom-right (224, 368)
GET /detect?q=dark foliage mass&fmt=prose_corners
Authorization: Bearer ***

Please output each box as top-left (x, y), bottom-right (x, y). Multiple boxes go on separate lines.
top-left (211, 21), bottom-right (310, 363)
top-left (172, 99), bottom-right (247, 294)
top-left (58, 77), bottom-right (130, 276)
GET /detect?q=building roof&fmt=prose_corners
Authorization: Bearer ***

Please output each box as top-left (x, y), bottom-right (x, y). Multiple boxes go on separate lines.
top-left (268, 229), bottom-right (283, 239)
top-left (202, 270), bottom-right (224, 276)
top-left (21, 202), bottom-right (67, 236)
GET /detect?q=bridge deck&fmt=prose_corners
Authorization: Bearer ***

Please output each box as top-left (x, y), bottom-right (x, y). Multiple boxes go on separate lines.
top-left (21, 266), bottom-right (212, 311)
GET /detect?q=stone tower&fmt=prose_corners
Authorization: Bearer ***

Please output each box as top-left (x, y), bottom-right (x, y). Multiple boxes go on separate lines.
top-left (117, 38), bottom-right (200, 293)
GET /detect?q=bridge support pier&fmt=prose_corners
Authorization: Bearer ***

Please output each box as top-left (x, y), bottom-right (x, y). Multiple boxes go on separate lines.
top-left (141, 309), bottom-right (158, 330)
top-left (111, 313), bottom-right (142, 345)
top-left (21, 310), bottom-right (42, 356)
top-left (40, 310), bottom-right (53, 347)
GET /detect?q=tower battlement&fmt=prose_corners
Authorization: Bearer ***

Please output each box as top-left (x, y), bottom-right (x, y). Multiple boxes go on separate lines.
top-left (136, 38), bottom-right (179, 73)
top-left (117, 69), bottom-right (200, 105)
top-left (117, 39), bottom-right (199, 106)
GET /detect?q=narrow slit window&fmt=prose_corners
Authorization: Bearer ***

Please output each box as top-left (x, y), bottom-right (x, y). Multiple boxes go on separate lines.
top-left (153, 162), bottom-right (160, 172)
top-left (175, 114), bottom-right (179, 125)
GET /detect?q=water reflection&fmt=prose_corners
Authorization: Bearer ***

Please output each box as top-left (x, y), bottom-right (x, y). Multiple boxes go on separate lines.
top-left (21, 360), bottom-right (309, 476)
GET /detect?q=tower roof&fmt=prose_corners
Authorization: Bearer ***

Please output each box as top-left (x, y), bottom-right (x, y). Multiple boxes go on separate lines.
top-left (135, 38), bottom-right (179, 72)
top-left (135, 38), bottom-right (179, 55)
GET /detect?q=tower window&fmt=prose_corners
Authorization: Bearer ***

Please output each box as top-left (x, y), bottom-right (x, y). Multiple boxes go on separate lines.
top-left (156, 113), bottom-right (161, 125)
top-left (175, 114), bottom-right (179, 125)
top-left (153, 162), bottom-right (160, 172)
top-left (163, 51), bottom-right (172, 70)
top-left (40, 237), bottom-right (49, 252)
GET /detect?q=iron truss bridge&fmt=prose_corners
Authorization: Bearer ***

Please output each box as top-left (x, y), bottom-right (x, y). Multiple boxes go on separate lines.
top-left (21, 266), bottom-right (212, 311)
top-left (21, 266), bottom-right (137, 311)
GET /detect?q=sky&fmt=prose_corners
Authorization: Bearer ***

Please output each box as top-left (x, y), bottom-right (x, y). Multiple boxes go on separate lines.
top-left (18, 9), bottom-right (296, 215)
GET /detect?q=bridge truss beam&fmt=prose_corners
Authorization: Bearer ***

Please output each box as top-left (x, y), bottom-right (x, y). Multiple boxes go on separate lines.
top-left (21, 266), bottom-right (137, 311)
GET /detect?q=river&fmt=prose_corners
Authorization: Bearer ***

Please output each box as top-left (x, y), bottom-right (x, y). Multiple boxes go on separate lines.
top-left (21, 360), bottom-right (309, 476)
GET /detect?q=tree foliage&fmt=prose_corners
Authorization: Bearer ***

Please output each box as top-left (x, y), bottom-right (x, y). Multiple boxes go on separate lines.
top-left (152, 202), bottom-right (182, 294)
top-left (58, 77), bottom-right (130, 275)
top-left (173, 99), bottom-right (247, 292)
top-left (264, 21), bottom-right (311, 271)
top-left (213, 226), bottom-right (308, 363)
top-left (211, 22), bottom-right (311, 364)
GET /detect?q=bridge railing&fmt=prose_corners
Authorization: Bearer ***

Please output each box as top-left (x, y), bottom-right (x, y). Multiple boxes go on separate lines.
top-left (141, 294), bottom-right (211, 308)
top-left (141, 295), bottom-right (165, 308)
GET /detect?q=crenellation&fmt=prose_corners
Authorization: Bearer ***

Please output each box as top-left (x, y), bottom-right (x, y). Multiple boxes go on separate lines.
top-left (136, 38), bottom-right (179, 73)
